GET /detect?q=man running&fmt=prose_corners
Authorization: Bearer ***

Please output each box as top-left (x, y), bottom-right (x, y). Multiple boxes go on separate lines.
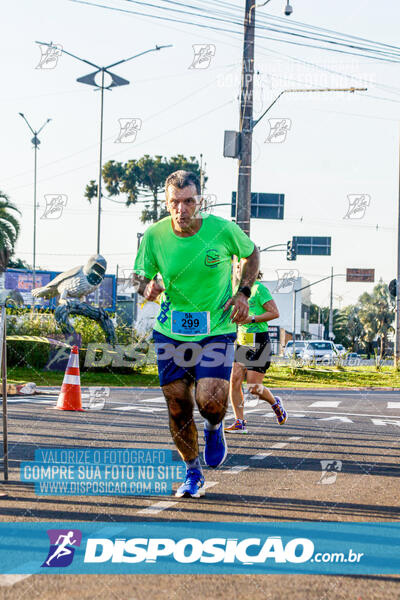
top-left (225, 268), bottom-right (288, 434)
top-left (133, 170), bottom-right (259, 498)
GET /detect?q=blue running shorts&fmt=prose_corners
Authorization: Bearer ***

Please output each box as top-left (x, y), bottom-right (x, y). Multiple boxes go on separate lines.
top-left (153, 330), bottom-right (236, 387)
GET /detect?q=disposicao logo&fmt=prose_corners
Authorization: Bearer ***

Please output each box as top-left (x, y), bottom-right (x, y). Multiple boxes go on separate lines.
top-left (42, 529), bottom-right (82, 568)
top-left (205, 249), bottom-right (222, 268)
top-left (83, 536), bottom-right (314, 564)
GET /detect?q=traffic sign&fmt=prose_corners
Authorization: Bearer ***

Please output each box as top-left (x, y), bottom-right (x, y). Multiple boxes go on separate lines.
top-left (346, 268), bottom-right (375, 283)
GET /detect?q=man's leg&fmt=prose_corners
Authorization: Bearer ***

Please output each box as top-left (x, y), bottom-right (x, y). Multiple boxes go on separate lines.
top-left (162, 378), bottom-right (205, 498)
top-left (229, 362), bottom-right (246, 420)
top-left (224, 362), bottom-right (249, 433)
top-left (247, 370), bottom-right (275, 405)
top-left (196, 377), bottom-right (229, 468)
top-left (196, 377), bottom-right (229, 424)
top-left (162, 378), bottom-right (197, 461)
top-left (247, 370), bottom-right (288, 425)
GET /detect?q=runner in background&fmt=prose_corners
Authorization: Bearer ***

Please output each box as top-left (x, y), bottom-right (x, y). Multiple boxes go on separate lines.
top-left (225, 267), bottom-right (288, 434)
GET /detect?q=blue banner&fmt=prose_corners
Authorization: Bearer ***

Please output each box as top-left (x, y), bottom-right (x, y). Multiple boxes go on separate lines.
top-left (20, 448), bottom-right (184, 496)
top-left (0, 522), bottom-right (399, 574)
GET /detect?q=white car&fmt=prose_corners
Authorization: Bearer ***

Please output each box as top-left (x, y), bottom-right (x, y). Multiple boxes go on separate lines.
top-left (334, 344), bottom-right (346, 356)
top-left (284, 340), bottom-right (307, 358)
top-left (301, 340), bottom-right (338, 363)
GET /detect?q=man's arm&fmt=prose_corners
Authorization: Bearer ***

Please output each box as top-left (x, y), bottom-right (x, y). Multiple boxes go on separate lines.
top-left (238, 245), bottom-right (260, 290)
top-left (224, 244), bottom-right (260, 323)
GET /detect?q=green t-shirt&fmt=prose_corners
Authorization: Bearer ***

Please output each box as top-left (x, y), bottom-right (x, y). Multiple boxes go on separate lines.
top-left (238, 280), bottom-right (273, 334)
top-left (134, 214), bottom-right (255, 341)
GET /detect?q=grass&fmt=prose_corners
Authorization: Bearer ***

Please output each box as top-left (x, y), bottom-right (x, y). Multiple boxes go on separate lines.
top-left (264, 364), bottom-right (400, 388)
top-left (5, 364), bottom-right (400, 388)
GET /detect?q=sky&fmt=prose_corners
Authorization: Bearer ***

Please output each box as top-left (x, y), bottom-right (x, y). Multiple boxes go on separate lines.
top-left (2, 0), bottom-right (400, 309)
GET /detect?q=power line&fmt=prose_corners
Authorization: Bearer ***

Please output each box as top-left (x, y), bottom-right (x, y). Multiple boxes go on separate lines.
top-left (69, 0), bottom-right (400, 63)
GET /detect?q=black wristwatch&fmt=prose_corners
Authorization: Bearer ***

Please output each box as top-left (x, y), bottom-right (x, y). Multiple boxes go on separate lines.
top-left (238, 286), bottom-right (251, 298)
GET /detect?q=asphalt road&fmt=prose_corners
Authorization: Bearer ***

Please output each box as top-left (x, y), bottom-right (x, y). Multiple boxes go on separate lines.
top-left (0, 387), bottom-right (399, 599)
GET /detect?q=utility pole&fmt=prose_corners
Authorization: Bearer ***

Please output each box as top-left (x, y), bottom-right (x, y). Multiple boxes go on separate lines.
top-left (396, 128), bottom-right (400, 369)
top-left (199, 153), bottom-right (205, 195)
top-left (18, 113), bottom-right (51, 292)
top-left (329, 266), bottom-right (334, 340)
top-left (235, 0), bottom-right (255, 236)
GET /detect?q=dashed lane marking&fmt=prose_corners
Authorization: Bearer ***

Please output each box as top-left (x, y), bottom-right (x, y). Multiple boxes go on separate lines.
top-left (0, 575), bottom-right (32, 586)
top-left (250, 452), bottom-right (272, 460)
top-left (293, 410), bottom-right (400, 419)
top-left (309, 401), bottom-right (341, 408)
top-left (250, 437), bottom-right (302, 460)
top-left (221, 465), bottom-right (249, 474)
top-left (137, 482), bottom-right (218, 513)
top-left (138, 397), bottom-right (165, 403)
top-left (137, 501), bottom-right (177, 515)
top-left (270, 442), bottom-right (289, 449)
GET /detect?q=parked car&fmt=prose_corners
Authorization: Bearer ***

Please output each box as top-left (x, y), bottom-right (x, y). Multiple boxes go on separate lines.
top-left (301, 340), bottom-right (338, 363)
top-left (334, 344), bottom-right (346, 356)
top-left (345, 352), bottom-right (361, 365)
top-left (284, 340), bottom-right (307, 358)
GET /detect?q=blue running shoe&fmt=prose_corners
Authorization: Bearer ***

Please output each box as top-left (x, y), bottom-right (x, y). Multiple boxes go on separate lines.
top-left (272, 396), bottom-right (288, 425)
top-left (175, 468), bottom-right (205, 498)
top-left (203, 423), bottom-right (228, 468)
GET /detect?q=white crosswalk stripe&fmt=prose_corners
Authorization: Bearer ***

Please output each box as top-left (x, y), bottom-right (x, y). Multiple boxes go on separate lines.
top-left (309, 401), bottom-right (341, 408)
top-left (221, 465), bottom-right (249, 474)
top-left (250, 452), bottom-right (272, 460)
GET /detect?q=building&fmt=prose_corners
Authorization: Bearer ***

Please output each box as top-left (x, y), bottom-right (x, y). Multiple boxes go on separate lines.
top-left (262, 276), bottom-right (311, 344)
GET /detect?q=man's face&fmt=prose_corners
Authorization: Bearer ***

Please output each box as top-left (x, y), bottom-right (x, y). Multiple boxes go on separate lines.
top-left (166, 184), bottom-right (200, 231)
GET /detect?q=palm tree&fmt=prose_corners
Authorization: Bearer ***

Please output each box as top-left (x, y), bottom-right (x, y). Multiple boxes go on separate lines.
top-left (0, 191), bottom-right (21, 271)
top-left (359, 282), bottom-right (394, 357)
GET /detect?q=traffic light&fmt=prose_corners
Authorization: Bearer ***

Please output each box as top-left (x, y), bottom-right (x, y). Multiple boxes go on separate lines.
top-left (286, 240), bottom-right (297, 261)
top-left (389, 278), bottom-right (397, 298)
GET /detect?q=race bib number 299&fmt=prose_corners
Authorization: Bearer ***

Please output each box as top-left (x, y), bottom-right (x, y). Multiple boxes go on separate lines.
top-left (171, 311), bottom-right (210, 336)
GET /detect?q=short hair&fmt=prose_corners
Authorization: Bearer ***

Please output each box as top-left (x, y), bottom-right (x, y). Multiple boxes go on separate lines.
top-left (165, 170), bottom-right (201, 198)
top-left (257, 271), bottom-right (263, 280)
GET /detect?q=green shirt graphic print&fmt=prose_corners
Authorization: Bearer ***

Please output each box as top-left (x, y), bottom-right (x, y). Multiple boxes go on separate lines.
top-left (134, 214), bottom-right (255, 341)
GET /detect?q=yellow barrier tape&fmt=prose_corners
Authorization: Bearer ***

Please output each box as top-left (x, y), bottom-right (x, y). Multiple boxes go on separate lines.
top-left (6, 336), bottom-right (148, 357)
top-left (6, 335), bottom-right (72, 348)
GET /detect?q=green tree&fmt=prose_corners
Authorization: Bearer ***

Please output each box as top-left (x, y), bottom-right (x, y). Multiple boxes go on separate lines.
top-left (341, 305), bottom-right (363, 351)
top-left (85, 154), bottom-right (205, 224)
top-left (309, 303), bottom-right (348, 346)
top-left (358, 282), bottom-right (395, 357)
top-left (8, 257), bottom-right (31, 269)
top-left (0, 191), bottom-right (21, 271)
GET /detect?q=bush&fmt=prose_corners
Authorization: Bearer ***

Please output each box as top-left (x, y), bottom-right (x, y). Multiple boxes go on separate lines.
top-left (5, 309), bottom-right (149, 374)
top-left (6, 311), bottom-right (58, 369)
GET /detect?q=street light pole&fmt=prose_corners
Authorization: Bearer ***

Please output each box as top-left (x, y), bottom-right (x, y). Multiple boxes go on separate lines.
top-left (35, 42), bottom-right (172, 256)
top-left (18, 113), bottom-right (51, 291)
top-left (234, 84), bottom-right (367, 237)
top-left (329, 266), bottom-right (334, 340)
top-left (97, 69), bottom-right (105, 254)
top-left (396, 127), bottom-right (400, 369)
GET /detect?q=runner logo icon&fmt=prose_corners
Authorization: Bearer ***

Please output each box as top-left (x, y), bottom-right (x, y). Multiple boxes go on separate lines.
top-left (42, 529), bottom-right (82, 567)
top-left (205, 249), bottom-right (222, 268)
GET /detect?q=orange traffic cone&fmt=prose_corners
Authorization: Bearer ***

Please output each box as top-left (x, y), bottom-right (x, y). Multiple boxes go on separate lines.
top-left (55, 346), bottom-right (84, 411)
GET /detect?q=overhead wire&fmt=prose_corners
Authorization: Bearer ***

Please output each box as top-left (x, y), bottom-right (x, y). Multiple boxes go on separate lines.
top-left (126, 0), bottom-right (400, 61)
top-left (69, 0), bottom-right (400, 63)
